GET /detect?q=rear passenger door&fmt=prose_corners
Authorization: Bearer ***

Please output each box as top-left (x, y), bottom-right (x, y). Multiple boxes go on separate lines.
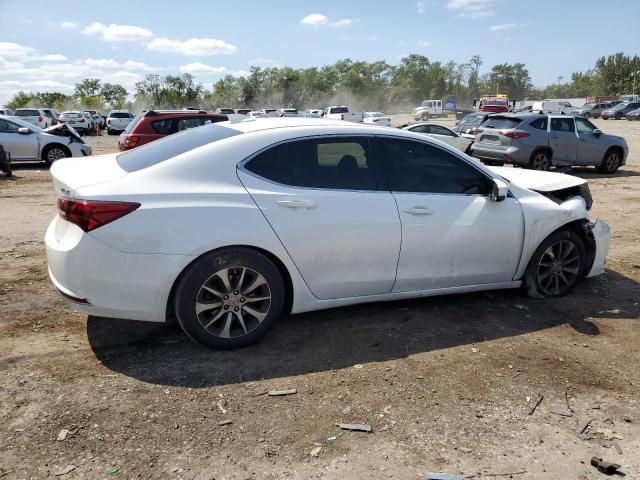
top-left (238, 136), bottom-right (401, 300)
top-left (548, 116), bottom-right (578, 165)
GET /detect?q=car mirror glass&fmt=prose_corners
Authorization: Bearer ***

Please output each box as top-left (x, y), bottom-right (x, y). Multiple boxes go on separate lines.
top-left (490, 178), bottom-right (508, 202)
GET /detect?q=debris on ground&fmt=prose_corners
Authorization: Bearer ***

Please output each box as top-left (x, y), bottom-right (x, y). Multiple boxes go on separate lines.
top-left (105, 466), bottom-right (120, 475)
top-left (528, 394), bottom-right (544, 415)
top-left (217, 420), bottom-right (232, 426)
top-left (268, 389), bottom-right (297, 396)
top-left (591, 457), bottom-right (623, 475)
top-left (613, 441), bottom-right (623, 455)
top-left (336, 423), bottom-right (372, 432)
top-left (327, 435), bottom-right (337, 441)
top-left (578, 418), bottom-right (592, 435)
top-left (54, 465), bottom-right (76, 476)
top-left (513, 304), bottom-right (529, 311)
top-left (310, 446), bottom-right (322, 457)
top-left (550, 406), bottom-right (572, 417)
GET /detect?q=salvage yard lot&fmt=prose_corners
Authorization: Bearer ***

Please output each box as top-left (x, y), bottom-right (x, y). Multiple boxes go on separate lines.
top-left (1, 117), bottom-right (639, 479)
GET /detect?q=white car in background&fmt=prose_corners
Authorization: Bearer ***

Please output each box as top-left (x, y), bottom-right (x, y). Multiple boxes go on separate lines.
top-left (58, 111), bottom-right (90, 135)
top-left (0, 114), bottom-right (91, 164)
top-left (402, 122), bottom-right (473, 153)
top-left (106, 110), bottom-right (134, 134)
top-left (301, 109), bottom-right (323, 118)
top-left (277, 108), bottom-right (299, 117)
top-left (14, 108), bottom-right (50, 128)
top-left (362, 112), bottom-right (391, 127)
top-left (46, 118), bottom-right (608, 349)
top-left (248, 111), bottom-right (266, 119)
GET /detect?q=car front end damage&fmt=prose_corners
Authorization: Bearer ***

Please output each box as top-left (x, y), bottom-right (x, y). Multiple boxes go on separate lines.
top-left (43, 124), bottom-right (92, 156)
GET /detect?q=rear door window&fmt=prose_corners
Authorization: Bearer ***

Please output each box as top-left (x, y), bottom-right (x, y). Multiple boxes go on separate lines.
top-left (408, 125), bottom-right (428, 133)
top-left (429, 125), bottom-right (455, 136)
top-left (550, 118), bottom-right (575, 132)
top-left (530, 118), bottom-right (548, 130)
top-left (0, 119), bottom-right (20, 132)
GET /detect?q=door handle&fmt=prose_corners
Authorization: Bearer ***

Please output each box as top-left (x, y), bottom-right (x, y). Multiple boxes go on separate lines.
top-left (402, 207), bottom-right (434, 216)
top-left (276, 199), bottom-right (318, 209)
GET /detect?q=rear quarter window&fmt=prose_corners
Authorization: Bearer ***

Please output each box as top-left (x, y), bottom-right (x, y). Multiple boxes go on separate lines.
top-left (530, 118), bottom-right (548, 130)
top-left (482, 118), bottom-right (522, 129)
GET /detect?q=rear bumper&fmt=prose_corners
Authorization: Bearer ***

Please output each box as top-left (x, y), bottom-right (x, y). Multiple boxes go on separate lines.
top-left (46, 215), bottom-right (193, 322)
top-left (586, 219), bottom-right (610, 278)
top-left (470, 145), bottom-right (527, 165)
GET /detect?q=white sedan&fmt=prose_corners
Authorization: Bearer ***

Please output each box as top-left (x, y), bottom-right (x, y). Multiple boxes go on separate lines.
top-left (402, 122), bottom-right (473, 153)
top-left (363, 111), bottom-right (391, 127)
top-left (46, 118), bottom-right (609, 349)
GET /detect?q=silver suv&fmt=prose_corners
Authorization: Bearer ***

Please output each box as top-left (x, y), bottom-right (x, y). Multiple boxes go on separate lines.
top-left (470, 113), bottom-right (628, 174)
top-left (572, 102), bottom-right (613, 119)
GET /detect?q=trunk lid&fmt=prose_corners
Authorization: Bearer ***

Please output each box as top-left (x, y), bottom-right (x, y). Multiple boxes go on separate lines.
top-left (476, 116), bottom-right (524, 149)
top-left (50, 153), bottom-right (127, 198)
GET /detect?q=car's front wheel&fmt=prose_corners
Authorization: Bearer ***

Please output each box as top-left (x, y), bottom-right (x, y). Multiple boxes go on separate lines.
top-left (174, 247), bottom-right (285, 349)
top-left (42, 144), bottom-right (70, 165)
top-left (597, 149), bottom-right (621, 174)
top-left (421, 112), bottom-right (429, 121)
top-left (524, 229), bottom-right (585, 298)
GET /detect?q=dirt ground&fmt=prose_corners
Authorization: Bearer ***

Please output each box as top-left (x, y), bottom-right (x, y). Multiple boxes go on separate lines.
top-left (1, 117), bottom-right (639, 480)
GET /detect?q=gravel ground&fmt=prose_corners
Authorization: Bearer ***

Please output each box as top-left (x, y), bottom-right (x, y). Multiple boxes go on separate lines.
top-left (1, 117), bottom-right (639, 479)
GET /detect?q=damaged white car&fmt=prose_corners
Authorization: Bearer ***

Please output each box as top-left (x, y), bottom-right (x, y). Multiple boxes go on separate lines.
top-left (46, 118), bottom-right (609, 349)
top-left (0, 114), bottom-right (91, 164)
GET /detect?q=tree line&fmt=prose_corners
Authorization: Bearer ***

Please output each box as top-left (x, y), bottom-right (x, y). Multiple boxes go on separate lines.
top-left (6, 52), bottom-right (639, 113)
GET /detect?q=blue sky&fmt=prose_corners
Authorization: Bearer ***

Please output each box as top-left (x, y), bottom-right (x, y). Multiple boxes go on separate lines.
top-left (1, 0), bottom-right (639, 104)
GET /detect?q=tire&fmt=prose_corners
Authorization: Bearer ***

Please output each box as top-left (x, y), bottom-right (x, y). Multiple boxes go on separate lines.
top-left (583, 112), bottom-right (590, 119)
top-left (174, 247), bottom-right (285, 349)
top-left (481, 160), bottom-right (505, 167)
top-left (597, 148), bottom-right (622, 174)
top-left (524, 229), bottom-right (586, 298)
top-left (107, 129), bottom-right (113, 135)
top-left (421, 112), bottom-right (429, 121)
top-left (529, 149), bottom-right (551, 171)
top-left (615, 113), bottom-right (622, 120)
top-left (42, 144), bottom-right (70, 165)
top-left (602, 116), bottom-right (608, 120)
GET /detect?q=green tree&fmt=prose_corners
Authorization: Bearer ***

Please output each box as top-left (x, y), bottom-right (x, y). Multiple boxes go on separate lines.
top-left (74, 78), bottom-right (102, 98)
top-left (101, 83), bottom-right (128, 109)
top-left (6, 91), bottom-right (34, 110)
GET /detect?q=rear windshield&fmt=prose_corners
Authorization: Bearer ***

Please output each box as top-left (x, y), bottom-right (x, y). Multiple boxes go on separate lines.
top-left (124, 114), bottom-right (143, 133)
top-left (481, 117), bottom-right (522, 129)
top-left (218, 109), bottom-right (235, 114)
top-left (117, 124), bottom-right (241, 172)
top-left (330, 107), bottom-right (348, 114)
top-left (460, 115), bottom-right (486, 127)
top-left (16, 109), bottom-right (40, 116)
top-left (110, 112), bottom-right (132, 118)
top-left (61, 112), bottom-right (81, 118)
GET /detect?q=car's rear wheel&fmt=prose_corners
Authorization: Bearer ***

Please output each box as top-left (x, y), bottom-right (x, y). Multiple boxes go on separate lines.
top-left (421, 112), bottom-right (430, 121)
top-left (42, 144), bottom-right (70, 165)
top-left (524, 229), bottom-right (585, 298)
top-left (597, 149), bottom-right (621, 174)
top-left (529, 150), bottom-right (551, 171)
top-left (174, 247), bottom-right (285, 349)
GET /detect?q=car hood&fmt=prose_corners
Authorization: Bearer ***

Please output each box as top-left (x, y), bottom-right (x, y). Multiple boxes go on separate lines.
top-left (43, 123), bottom-right (84, 142)
top-left (488, 167), bottom-right (585, 192)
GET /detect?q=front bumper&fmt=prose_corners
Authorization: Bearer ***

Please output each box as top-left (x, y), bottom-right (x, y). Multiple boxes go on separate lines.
top-left (586, 219), bottom-right (610, 277)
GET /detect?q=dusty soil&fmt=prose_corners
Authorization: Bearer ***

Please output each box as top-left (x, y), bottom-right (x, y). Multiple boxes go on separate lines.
top-left (1, 119), bottom-right (639, 480)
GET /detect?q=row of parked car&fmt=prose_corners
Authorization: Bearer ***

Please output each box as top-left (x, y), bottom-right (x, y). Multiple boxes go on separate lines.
top-left (573, 100), bottom-right (640, 120)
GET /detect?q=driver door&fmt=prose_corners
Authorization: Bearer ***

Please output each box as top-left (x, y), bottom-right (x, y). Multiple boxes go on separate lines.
top-left (374, 136), bottom-right (524, 292)
top-left (0, 119), bottom-right (39, 160)
top-left (575, 116), bottom-right (606, 165)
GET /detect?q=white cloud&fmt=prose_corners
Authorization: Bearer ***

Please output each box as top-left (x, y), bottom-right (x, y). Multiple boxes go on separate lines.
top-left (447, 0), bottom-right (495, 18)
top-left (84, 57), bottom-right (120, 69)
top-left (489, 22), bottom-right (516, 31)
top-left (301, 13), bottom-right (354, 28)
top-left (35, 54), bottom-right (68, 62)
top-left (82, 22), bottom-right (154, 42)
top-left (417, 40), bottom-right (432, 47)
top-left (178, 62), bottom-right (228, 75)
top-left (417, 1), bottom-right (427, 15)
top-left (60, 21), bottom-right (78, 29)
top-left (147, 37), bottom-right (237, 56)
top-left (0, 42), bottom-right (36, 58)
top-left (122, 60), bottom-right (156, 71)
top-left (301, 13), bottom-right (329, 27)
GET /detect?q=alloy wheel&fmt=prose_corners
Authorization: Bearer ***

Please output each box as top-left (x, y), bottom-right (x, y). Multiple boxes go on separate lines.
top-left (536, 240), bottom-right (581, 296)
top-left (605, 151), bottom-right (620, 172)
top-left (531, 152), bottom-right (550, 170)
top-left (47, 148), bottom-right (67, 162)
top-left (195, 266), bottom-right (271, 339)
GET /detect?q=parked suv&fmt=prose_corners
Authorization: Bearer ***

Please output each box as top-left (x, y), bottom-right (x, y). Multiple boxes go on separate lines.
top-left (452, 112), bottom-right (494, 139)
top-left (58, 111), bottom-right (90, 135)
top-left (572, 102), bottom-right (612, 119)
top-left (106, 110), bottom-right (134, 134)
top-left (601, 102), bottom-right (640, 120)
top-left (470, 113), bottom-right (628, 173)
top-left (117, 110), bottom-right (228, 151)
top-left (14, 108), bottom-right (50, 128)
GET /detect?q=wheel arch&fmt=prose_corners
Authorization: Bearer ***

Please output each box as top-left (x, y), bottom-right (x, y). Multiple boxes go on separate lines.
top-left (165, 244), bottom-right (294, 324)
top-left (41, 142), bottom-right (71, 161)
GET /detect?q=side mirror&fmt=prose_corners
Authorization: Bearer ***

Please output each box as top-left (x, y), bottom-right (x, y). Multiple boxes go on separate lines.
top-left (17, 127), bottom-right (31, 134)
top-left (490, 178), bottom-right (509, 202)
top-left (593, 129), bottom-right (602, 137)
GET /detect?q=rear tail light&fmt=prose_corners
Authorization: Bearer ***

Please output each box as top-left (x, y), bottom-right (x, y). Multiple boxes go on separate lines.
top-left (79, 118), bottom-right (85, 123)
top-left (57, 197), bottom-right (140, 232)
top-left (123, 135), bottom-right (139, 150)
top-left (39, 116), bottom-right (43, 122)
top-left (500, 130), bottom-right (529, 138)
top-left (341, 114), bottom-right (345, 120)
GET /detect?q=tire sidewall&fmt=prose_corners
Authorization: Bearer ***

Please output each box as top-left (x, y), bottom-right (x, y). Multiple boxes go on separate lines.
top-left (175, 247), bottom-right (285, 349)
top-left (601, 150), bottom-right (620, 174)
top-left (524, 229), bottom-right (586, 298)
top-left (530, 150), bottom-right (550, 170)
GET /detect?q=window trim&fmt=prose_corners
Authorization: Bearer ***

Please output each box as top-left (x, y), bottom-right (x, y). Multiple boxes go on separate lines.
top-left (238, 134), bottom-right (387, 194)
top-left (372, 134), bottom-right (496, 197)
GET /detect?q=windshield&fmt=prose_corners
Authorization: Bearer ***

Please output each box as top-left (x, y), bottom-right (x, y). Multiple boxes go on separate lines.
top-left (611, 103), bottom-right (629, 110)
top-left (330, 106), bottom-right (348, 114)
top-left (61, 112), bottom-right (81, 118)
top-left (124, 114), bottom-right (143, 133)
top-left (110, 112), bottom-right (132, 118)
top-left (117, 123), bottom-right (242, 172)
top-left (459, 115), bottom-right (486, 127)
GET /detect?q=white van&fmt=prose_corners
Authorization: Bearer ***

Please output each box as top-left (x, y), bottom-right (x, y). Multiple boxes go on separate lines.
top-left (531, 101), bottom-right (573, 115)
